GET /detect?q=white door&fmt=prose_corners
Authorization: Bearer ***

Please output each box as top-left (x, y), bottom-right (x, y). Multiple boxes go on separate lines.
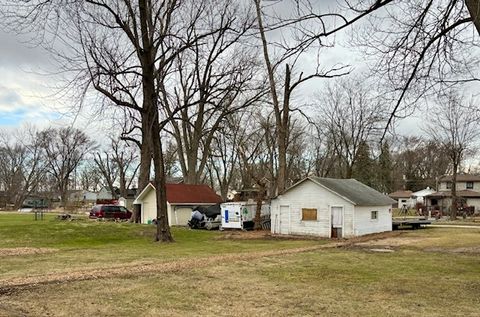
top-left (174, 207), bottom-right (193, 226)
top-left (331, 206), bottom-right (344, 238)
top-left (279, 205), bottom-right (290, 234)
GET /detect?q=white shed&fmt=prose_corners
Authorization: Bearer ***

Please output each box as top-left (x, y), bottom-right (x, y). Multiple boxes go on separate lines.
top-left (271, 177), bottom-right (396, 238)
top-left (133, 183), bottom-right (222, 226)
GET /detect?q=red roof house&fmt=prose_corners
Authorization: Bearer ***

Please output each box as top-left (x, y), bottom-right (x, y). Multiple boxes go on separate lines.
top-left (133, 183), bottom-right (222, 225)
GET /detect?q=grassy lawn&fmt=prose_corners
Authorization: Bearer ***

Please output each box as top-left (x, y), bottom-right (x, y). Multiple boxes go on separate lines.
top-left (1, 213), bottom-right (480, 316)
top-left (0, 212), bottom-right (320, 279)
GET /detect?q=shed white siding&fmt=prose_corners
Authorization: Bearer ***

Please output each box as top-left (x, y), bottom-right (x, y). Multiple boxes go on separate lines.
top-left (271, 180), bottom-right (355, 238)
top-left (170, 206), bottom-right (193, 226)
top-left (271, 179), bottom-right (393, 238)
top-left (140, 187), bottom-right (157, 224)
top-left (353, 206), bottom-right (392, 236)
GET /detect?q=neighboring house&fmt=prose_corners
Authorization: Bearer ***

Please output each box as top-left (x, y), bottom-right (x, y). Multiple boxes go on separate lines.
top-left (270, 177), bottom-right (395, 238)
top-left (426, 174), bottom-right (480, 213)
top-left (22, 196), bottom-right (50, 209)
top-left (97, 187), bottom-right (115, 200)
top-left (437, 174), bottom-right (480, 192)
top-left (133, 183), bottom-right (223, 226)
top-left (69, 190), bottom-right (97, 203)
top-left (388, 190), bottom-right (414, 209)
top-left (411, 187), bottom-right (435, 205)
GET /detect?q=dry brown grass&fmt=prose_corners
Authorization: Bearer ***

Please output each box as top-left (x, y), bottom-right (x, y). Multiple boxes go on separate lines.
top-left (1, 243), bottom-right (479, 317)
top-left (1, 220), bottom-right (479, 316)
top-left (0, 248), bottom-right (58, 257)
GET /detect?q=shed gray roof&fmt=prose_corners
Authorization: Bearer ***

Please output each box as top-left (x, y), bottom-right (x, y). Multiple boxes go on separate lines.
top-left (308, 177), bottom-right (396, 206)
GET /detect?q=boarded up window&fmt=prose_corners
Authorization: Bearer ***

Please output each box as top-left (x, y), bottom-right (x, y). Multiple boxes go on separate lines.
top-left (302, 208), bottom-right (317, 221)
top-left (371, 210), bottom-right (378, 220)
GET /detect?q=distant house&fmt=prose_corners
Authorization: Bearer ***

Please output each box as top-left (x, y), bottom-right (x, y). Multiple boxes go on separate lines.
top-left (388, 190), bottom-right (414, 209)
top-left (270, 177), bottom-right (395, 238)
top-left (69, 190), bottom-right (97, 204)
top-left (133, 183), bottom-right (222, 226)
top-left (21, 196), bottom-right (50, 209)
top-left (97, 187), bottom-right (115, 200)
top-left (411, 187), bottom-right (435, 205)
top-left (426, 174), bottom-right (480, 213)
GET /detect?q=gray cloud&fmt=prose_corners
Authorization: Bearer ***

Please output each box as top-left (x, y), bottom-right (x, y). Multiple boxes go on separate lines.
top-left (0, 31), bottom-right (50, 68)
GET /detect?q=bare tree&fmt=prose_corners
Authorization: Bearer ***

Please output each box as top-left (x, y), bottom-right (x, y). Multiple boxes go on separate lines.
top-left (0, 127), bottom-right (46, 209)
top-left (250, 0), bottom-right (480, 138)
top-left (316, 78), bottom-right (386, 178)
top-left (79, 163), bottom-right (103, 192)
top-left (391, 137), bottom-right (451, 191)
top-left (425, 91), bottom-right (479, 219)
top-left (160, 0), bottom-right (264, 185)
top-left (93, 151), bottom-right (119, 199)
top-left (206, 113), bottom-right (247, 201)
top-left (2, 0), bottom-right (247, 241)
top-left (110, 138), bottom-right (139, 198)
top-left (254, 0), bottom-right (350, 194)
top-left (38, 127), bottom-right (94, 207)
top-left (355, 0), bottom-right (480, 138)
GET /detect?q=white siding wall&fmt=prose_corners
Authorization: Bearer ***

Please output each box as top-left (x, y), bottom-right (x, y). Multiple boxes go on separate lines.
top-left (353, 206), bottom-right (392, 236)
top-left (170, 206), bottom-right (193, 226)
top-left (270, 180), bottom-right (355, 238)
top-left (141, 188), bottom-right (157, 224)
top-left (466, 198), bottom-right (480, 213)
top-left (97, 188), bottom-right (114, 200)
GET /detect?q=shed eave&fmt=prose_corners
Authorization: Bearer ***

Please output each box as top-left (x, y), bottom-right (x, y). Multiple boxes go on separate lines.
top-left (133, 183), bottom-right (155, 204)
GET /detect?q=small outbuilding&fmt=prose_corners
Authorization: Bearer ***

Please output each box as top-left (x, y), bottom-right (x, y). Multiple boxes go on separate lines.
top-left (133, 183), bottom-right (222, 226)
top-left (270, 177), bottom-right (396, 238)
top-left (388, 190), bottom-right (415, 209)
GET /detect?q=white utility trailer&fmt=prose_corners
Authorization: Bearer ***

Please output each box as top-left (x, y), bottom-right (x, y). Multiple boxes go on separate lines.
top-left (220, 202), bottom-right (270, 230)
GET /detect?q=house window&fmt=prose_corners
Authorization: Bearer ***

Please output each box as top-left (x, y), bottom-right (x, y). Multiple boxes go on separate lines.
top-left (302, 208), bottom-right (317, 221)
top-left (466, 182), bottom-right (474, 189)
top-left (446, 182), bottom-right (452, 189)
top-left (371, 210), bottom-right (378, 220)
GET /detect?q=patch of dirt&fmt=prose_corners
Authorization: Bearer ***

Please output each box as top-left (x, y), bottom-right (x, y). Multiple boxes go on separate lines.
top-left (349, 231), bottom-right (442, 249)
top-left (0, 248), bottom-right (58, 257)
top-left (217, 230), bottom-right (402, 242)
top-left (216, 230), bottom-right (330, 241)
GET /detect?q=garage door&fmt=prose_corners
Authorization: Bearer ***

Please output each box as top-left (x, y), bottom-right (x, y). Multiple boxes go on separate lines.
top-left (173, 207), bottom-right (192, 226)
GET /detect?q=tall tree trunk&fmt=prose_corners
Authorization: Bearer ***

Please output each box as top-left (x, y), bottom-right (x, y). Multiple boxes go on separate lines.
top-left (119, 168), bottom-right (127, 198)
top-left (254, 0), bottom-right (288, 195)
top-left (254, 182), bottom-right (266, 230)
top-left (151, 114), bottom-right (174, 242)
top-left (14, 194), bottom-right (26, 210)
top-left (466, 0), bottom-right (480, 34)
top-left (451, 161), bottom-right (458, 220)
top-left (277, 64), bottom-right (291, 194)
